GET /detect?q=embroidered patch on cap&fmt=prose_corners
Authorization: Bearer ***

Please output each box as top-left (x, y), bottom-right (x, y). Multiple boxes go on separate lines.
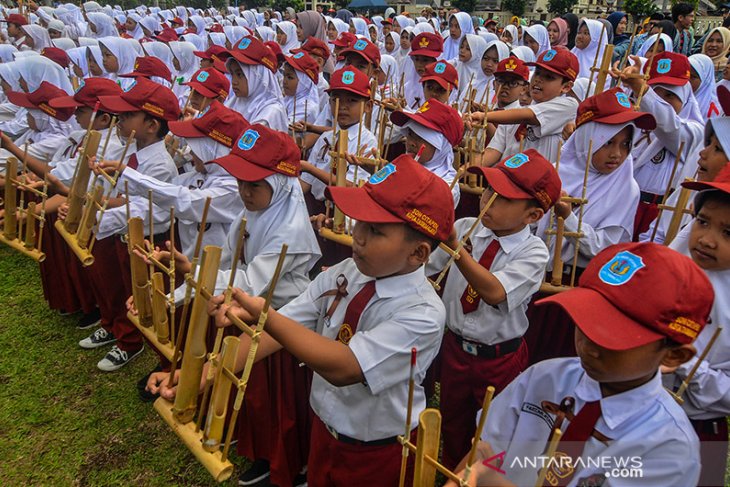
top-left (616, 92), bottom-right (631, 108)
top-left (598, 250), bottom-right (645, 286)
top-left (505, 59), bottom-right (517, 70)
top-left (419, 37), bottom-right (429, 48)
top-left (293, 51), bottom-right (304, 59)
top-left (369, 163), bottom-right (396, 184)
top-left (656, 58), bottom-right (671, 74)
top-left (237, 129), bottom-right (259, 150)
top-left (353, 39), bottom-right (367, 51)
top-left (237, 37), bottom-right (251, 50)
top-left (341, 70), bottom-right (355, 85)
top-left (195, 104), bottom-right (211, 119)
top-left (196, 71), bottom-right (209, 82)
top-left (434, 62), bottom-right (446, 74)
top-left (123, 80), bottom-right (137, 92)
top-left (417, 101), bottom-right (430, 113)
top-left (543, 50), bottom-right (556, 62)
top-left (504, 153), bottom-right (529, 169)
top-left (75, 79), bottom-right (85, 93)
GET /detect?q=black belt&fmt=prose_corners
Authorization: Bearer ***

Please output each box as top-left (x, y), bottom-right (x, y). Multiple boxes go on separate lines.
top-left (640, 191), bottom-right (665, 205)
top-left (324, 423), bottom-right (402, 446)
top-left (453, 333), bottom-right (522, 359)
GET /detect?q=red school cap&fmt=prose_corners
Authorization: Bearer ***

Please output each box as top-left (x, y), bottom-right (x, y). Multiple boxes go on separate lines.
top-left (717, 85), bottom-right (730, 114)
top-left (285, 51), bottom-right (320, 84)
top-left (331, 31), bottom-right (358, 48)
top-left (211, 124), bottom-right (301, 180)
top-left (575, 87), bottom-right (656, 130)
top-left (49, 77), bottom-right (123, 109)
top-left (527, 47), bottom-right (579, 81)
top-left (183, 67), bottom-right (230, 99)
top-left (1, 14), bottom-right (28, 26)
top-left (119, 56), bottom-right (173, 84)
top-left (420, 61), bottom-right (459, 91)
top-left (326, 67), bottom-right (371, 98)
top-left (647, 51), bottom-right (691, 86)
top-left (391, 99), bottom-right (464, 147)
top-left (155, 27), bottom-right (179, 43)
top-left (41, 47), bottom-right (71, 69)
top-left (97, 77), bottom-right (181, 121)
top-left (168, 100), bottom-right (248, 147)
top-left (682, 163), bottom-right (730, 211)
top-left (228, 35), bottom-right (278, 73)
top-left (7, 82), bottom-right (75, 121)
top-left (467, 149), bottom-right (561, 211)
top-left (299, 36), bottom-right (331, 59)
top-left (264, 41), bottom-right (286, 65)
top-left (339, 38), bottom-right (381, 67)
top-left (194, 44), bottom-right (228, 60)
top-left (409, 33), bottom-right (443, 58)
top-left (495, 56), bottom-right (530, 83)
top-left (326, 154), bottom-right (455, 242)
top-left (538, 242), bottom-right (713, 350)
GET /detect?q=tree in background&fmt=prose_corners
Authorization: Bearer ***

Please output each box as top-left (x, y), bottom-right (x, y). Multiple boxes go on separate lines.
top-left (453, 0), bottom-right (478, 14)
top-left (547, 0), bottom-right (577, 16)
top-left (502, 0), bottom-right (527, 18)
top-left (625, 0), bottom-right (659, 24)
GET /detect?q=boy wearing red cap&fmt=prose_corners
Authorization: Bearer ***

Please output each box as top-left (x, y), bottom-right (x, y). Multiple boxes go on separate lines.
top-left (420, 60), bottom-right (459, 106)
top-left (664, 167), bottom-right (730, 486)
top-left (301, 68), bottom-right (377, 203)
top-left (447, 242), bottom-right (712, 487)
top-left (472, 48), bottom-right (579, 165)
top-left (617, 51), bottom-right (705, 240)
top-left (1, 14), bottom-right (28, 48)
top-left (80, 78), bottom-right (181, 371)
top-left (201, 154), bottom-right (455, 487)
top-left (182, 67), bottom-right (231, 114)
top-left (339, 38), bottom-right (380, 78)
top-left (405, 32), bottom-right (444, 109)
top-left (427, 149), bottom-right (560, 469)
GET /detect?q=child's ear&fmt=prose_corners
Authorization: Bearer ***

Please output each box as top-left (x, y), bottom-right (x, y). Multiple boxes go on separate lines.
top-left (364, 99), bottom-right (373, 114)
top-left (561, 80), bottom-right (574, 95)
top-left (524, 206), bottom-right (544, 225)
top-left (146, 116), bottom-right (161, 136)
top-left (410, 241), bottom-right (432, 265)
top-left (661, 344), bottom-right (697, 368)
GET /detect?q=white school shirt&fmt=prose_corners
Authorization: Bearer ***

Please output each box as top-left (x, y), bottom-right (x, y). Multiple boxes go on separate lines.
top-left (97, 140), bottom-right (178, 239)
top-left (49, 128), bottom-right (126, 187)
top-left (633, 89), bottom-right (704, 195)
top-left (302, 122), bottom-right (377, 201)
top-left (552, 212), bottom-right (629, 270)
top-left (278, 258), bottom-right (446, 441)
top-left (481, 358), bottom-right (701, 487)
top-left (426, 221), bottom-right (548, 344)
top-left (486, 99), bottom-right (521, 159)
top-left (665, 237), bottom-right (730, 419)
top-left (524, 95), bottom-right (578, 162)
top-left (117, 163), bottom-right (243, 261)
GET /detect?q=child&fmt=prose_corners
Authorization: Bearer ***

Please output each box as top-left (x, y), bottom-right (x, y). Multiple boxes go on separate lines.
top-left (472, 39), bottom-right (510, 109)
top-left (665, 167), bottom-right (730, 487)
top-left (297, 36), bottom-right (332, 113)
top-left (182, 67), bottom-right (231, 113)
top-left (443, 12), bottom-right (474, 62)
top-left (225, 36), bottom-right (288, 132)
top-left (447, 242), bottom-right (713, 487)
top-left (420, 61), bottom-right (459, 105)
top-left (282, 51), bottom-right (320, 125)
top-left (689, 54), bottom-right (722, 119)
top-left (523, 24), bottom-right (550, 57)
top-left (155, 153), bottom-right (455, 486)
top-left (119, 56), bottom-right (173, 89)
top-left (86, 45), bottom-right (108, 78)
top-left (470, 48), bottom-right (579, 164)
top-left (1, 13), bottom-right (29, 49)
top-left (99, 37), bottom-right (139, 89)
top-left (403, 32), bottom-right (443, 109)
top-left (454, 34), bottom-right (487, 105)
top-left (571, 19), bottom-right (609, 82)
top-left (427, 149), bottom-right (560, 469)
top-left (339, 37), bottom-right (381, 79)
top-left (276, 20), bottom-right (299, 55)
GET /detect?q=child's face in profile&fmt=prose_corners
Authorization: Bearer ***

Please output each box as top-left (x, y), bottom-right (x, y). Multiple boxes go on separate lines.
top-left (530, 67), bottom-right (571, 103)
top-left (459, 37), bottom-right (471, 63)
top-left (422, 80), bottom-right (449, 104)
top-left (117, 111), bottom-right (148, 139)
top-left (591, 125), bottom-right (633, 175)
top-left (100, 44), bottom-right (119, 73)
top-left (697, 134), bottom-right (728, 182)
top-left (350, 221), bottom-right (420, 277)
top-left (478, 185), bottom-right (543, 236)
top-left (237, 179), bottom-right (273, 211)
top-left (689, 196), bottom-right (730, 271)
top-left (87, 50), bottom-right (104, 76)
top-left (282, 63), bottom-right (299, 97)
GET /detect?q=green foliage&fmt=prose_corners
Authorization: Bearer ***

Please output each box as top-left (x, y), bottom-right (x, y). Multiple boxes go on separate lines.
top-left (502, 0), bottom-right (527, 17)
top-left (547, 0), bottom-right (577, 16)
top-left (453, 0), bottom-right (477, 15)
top-left (271, 0), bottom-right (306, 13)
top-left (624, 0), bottom-right (659, 22)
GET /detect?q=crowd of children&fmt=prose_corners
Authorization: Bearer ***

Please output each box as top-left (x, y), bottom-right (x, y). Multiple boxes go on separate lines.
top-left (0, 2), bottom-right (728, 486)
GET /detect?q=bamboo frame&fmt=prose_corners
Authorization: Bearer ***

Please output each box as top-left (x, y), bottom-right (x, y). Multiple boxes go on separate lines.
top-left (668, 326), bottom-right (722, 405)
top-left (649, 142), bottom-right (687, 243)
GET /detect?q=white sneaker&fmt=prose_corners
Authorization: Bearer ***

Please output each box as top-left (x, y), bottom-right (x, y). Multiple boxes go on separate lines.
top-left (79, 328), bottom-right (116, 349)
top-left (97, 345), bottom-right (144, 372)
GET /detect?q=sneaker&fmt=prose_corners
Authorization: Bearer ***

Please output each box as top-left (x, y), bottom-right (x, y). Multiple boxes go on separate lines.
top-left (97, 345), bottom-right (144, 372)
top-left (76, 309), bottom-right (101, 330)
top-left (238, 459), bottom-right (271, 486)
top-left (79, 328), bottom-right (116, 349)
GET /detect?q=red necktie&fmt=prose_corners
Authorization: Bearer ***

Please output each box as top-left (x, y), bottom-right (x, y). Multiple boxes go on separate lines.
top-left (336, 280), bottom-right (376, 345)
top-left (460, 239), bottom-right (501, 314)
top-left (127, 153), bottom-right (139, 170)
top-left (514, 123), bottom-right (527, 142)
top-left (545, 401), bottom-right (602, 486)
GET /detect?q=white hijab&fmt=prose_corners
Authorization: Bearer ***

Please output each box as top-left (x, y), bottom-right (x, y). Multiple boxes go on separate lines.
top-left (636, 33), bottom-right (673, 59)
top-left (52, 38), bottom-right (77, 51)
top-left (86, 12), bottom-right (118, 38)
top-left (472, 40), bottom-right (510, 107)
top-left (523, 24), bottom-right (550, 57)
top-left (181, 33), bottom-right (207, 51)
top-left (378, 54), bottom-right (399, 93)
top-left (277, 21), bottom-right (299, 55)
top-left (689, 54), bottom-right (722, 118)
top-left (350, 17), bottom-right (368, 37)
top-left (0, 45), bottom-right (18, 63)
top-left (255, 26), bottom-right (275, 43)
top-left (571, 19), bottom-right (608, 79)
top-left (67, 46), bottom-right (90, 77)
top-left (21, 25), bottom-right (52, 52)
top-left (456, 34), bottom-right (488, 103)
top-left (381, 31), bottom-right (400, 57)
top-left (99, 37), bottom-right (137, 88)
top-left (511, 45), bottom-right (536, 65)
top-left (503, 24), bottom-right (520, 47)
top-left (126, 13), bottom-right (145, 39)
top-left (225, 26), bottom-right (248, 46)
top-left (443, 12), bottom-right (474, 62)
top-left (225, 59), bottom-right (288, 131)
top-left (169, 40), bottom-right (197, 97)
top-left (284, 67), bottom-right (319, 124)
top-left (405, 120), bottom-right (456, 185)
top-left (16, 55), bottom-right (73, 94)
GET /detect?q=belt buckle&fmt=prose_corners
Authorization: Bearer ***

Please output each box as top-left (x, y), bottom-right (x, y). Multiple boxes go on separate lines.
top-left (461, 340), bottom-right (479, 356)
top-left (325, 424), bottom-right (339, 440)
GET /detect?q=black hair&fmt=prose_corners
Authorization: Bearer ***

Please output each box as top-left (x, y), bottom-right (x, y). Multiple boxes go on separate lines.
top-left (671, 2), bottom-right (694, 23)
top-left (650, 12), bottom-right (665, 21)
top-left (143, 113), bottom-right (169, 139)
top-left (403, 224), bottom-right (439, 252)
top-left (723, 16), bottom-right (730, 29)
top-left (695, 189), bottom-right (730, 214)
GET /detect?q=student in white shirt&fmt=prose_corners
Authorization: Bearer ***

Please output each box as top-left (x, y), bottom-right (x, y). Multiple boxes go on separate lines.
top-left (427, 148), bottom-right (559, 469)
top-left (447, 242), bottom-right (713, 487)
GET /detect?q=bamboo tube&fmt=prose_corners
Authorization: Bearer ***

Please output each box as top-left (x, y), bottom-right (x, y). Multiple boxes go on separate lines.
top-left (587, 23), bottom-right (607, 88)
top-left (77, 185), bottom-right (103, 250)
top-left (64, 130), bottom-right (102, 234)
top-left (414, 409), bottom-right (442, 487)
top-left (202, 336), bottom-right (240, 452)
top-left (670, 327), bottom-right (723, 404)
top-left (17, 147), bottom-right (27, 243)
top-left (22, 202), bottom-right (36, 249)
top-left (534, 429), bottom-right (563, 487)
top-left (332, 128), bottom-right (349, 234)
top-left (151, 272), bottom-right (170, 345)
top-left (550, 217), bottom-right (566, 286)
top-left (398, 348), bottom-right (417, 487)
top-left (650, 142), bottom-right (686, 242)
top-left (173, 245), bottom-right (222, 424)
top-left (634, 28), bottom-right (663, 109)
top-left (569, 140), bottom-right (593, 288)
top-left (593, 44), bottom-right (614, 95)
top-left (664, 190), bottom-right (692, 246)
top-left (463, 386), bottom-right (495, 483)
top-left (3, 157), bottom-right (18, 241)
top-left (128, 217), bottom-right (153, 327)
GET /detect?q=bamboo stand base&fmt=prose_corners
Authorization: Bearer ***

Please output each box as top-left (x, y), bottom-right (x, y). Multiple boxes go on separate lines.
top-left (53, 220), bottom-right (94, 266)
top-left (154, 397), bottom-right (234, 482)
top-left (128, 312), bottom-right (176, 362)
top-left (0, 233), bottom-right (45, 261)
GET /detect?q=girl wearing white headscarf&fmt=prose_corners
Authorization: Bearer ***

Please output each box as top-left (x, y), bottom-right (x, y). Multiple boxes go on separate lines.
top-left (510, 45), bottom-right (536, 65)
top-left (471, 40), bottom-right (510, 109)
top-left (169, 41), bottom-right (198, 106)
top-left (636, 33), bottom-right (673, 59)
top-left (86, 12), bottom-right (119, 38)
top-left (569, 77), bottom-right (596, 103)
top-left (282, 57), bottom-right (320, 125)
top-left (125, 13), bottom-right (145, 40)
top-left (413, 21), bottom-right (436, 35)
top-left (187, 15), bottom-right (206, 36)
top-left (571, 19), bottom-right (608, 80)
top-left (208, 32), bottom-right (227, 47)
top-left (255, 26), bottom-right (276, 43)
top-left (0, 62), bottom-right (27, 127)
top-left (78, 37), bottom-right (100, 47)
top-left (523, 24), bottom-right (550, 58)
top-left (443, 12), bottom-right (474, 62)
top-left (455, 34), bottom-right (487, 105)
top-left (226, 58), bottom-right (288, 132)
top-left (224, 26), bottom-right (248, 48)
top-left (501, 24), bottom-right (520, 48)
top-left (0, 45), bottom-right (17, 63)
top-left (52, 38), bottom-right (77, 51)
top-left (689, 54), bottom-right (722, 119)
top-left (99, 37), bottom-right (137, 89)
top-left (381, 31), bottom-right (400, 58)
top-left (139, 15), bottom-right (161, 38)
top-left (85, 45), bottom-right (108, 77)
top-left (349, 17), bottom-right (368, 37)
top-left (67, 46), bottom-right (90, 78)
top-left (142, 41), bottom-right (174, 88)
top-left (394, 15), bottom-right (414, 33)
top-left (20, 25), bottom-right (52, 52)
top-left (180, 33), bottom-right (207, 51)
top-left (276, 21), bottom-right (299, 55)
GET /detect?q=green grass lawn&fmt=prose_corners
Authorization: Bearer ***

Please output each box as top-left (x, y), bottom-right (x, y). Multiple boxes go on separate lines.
top-left (0, 247), bottom-right (244, 486)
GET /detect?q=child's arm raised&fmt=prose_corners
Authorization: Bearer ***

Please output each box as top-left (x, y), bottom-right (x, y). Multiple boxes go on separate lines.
top-left (470, 107), bottom-right (539, 126)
